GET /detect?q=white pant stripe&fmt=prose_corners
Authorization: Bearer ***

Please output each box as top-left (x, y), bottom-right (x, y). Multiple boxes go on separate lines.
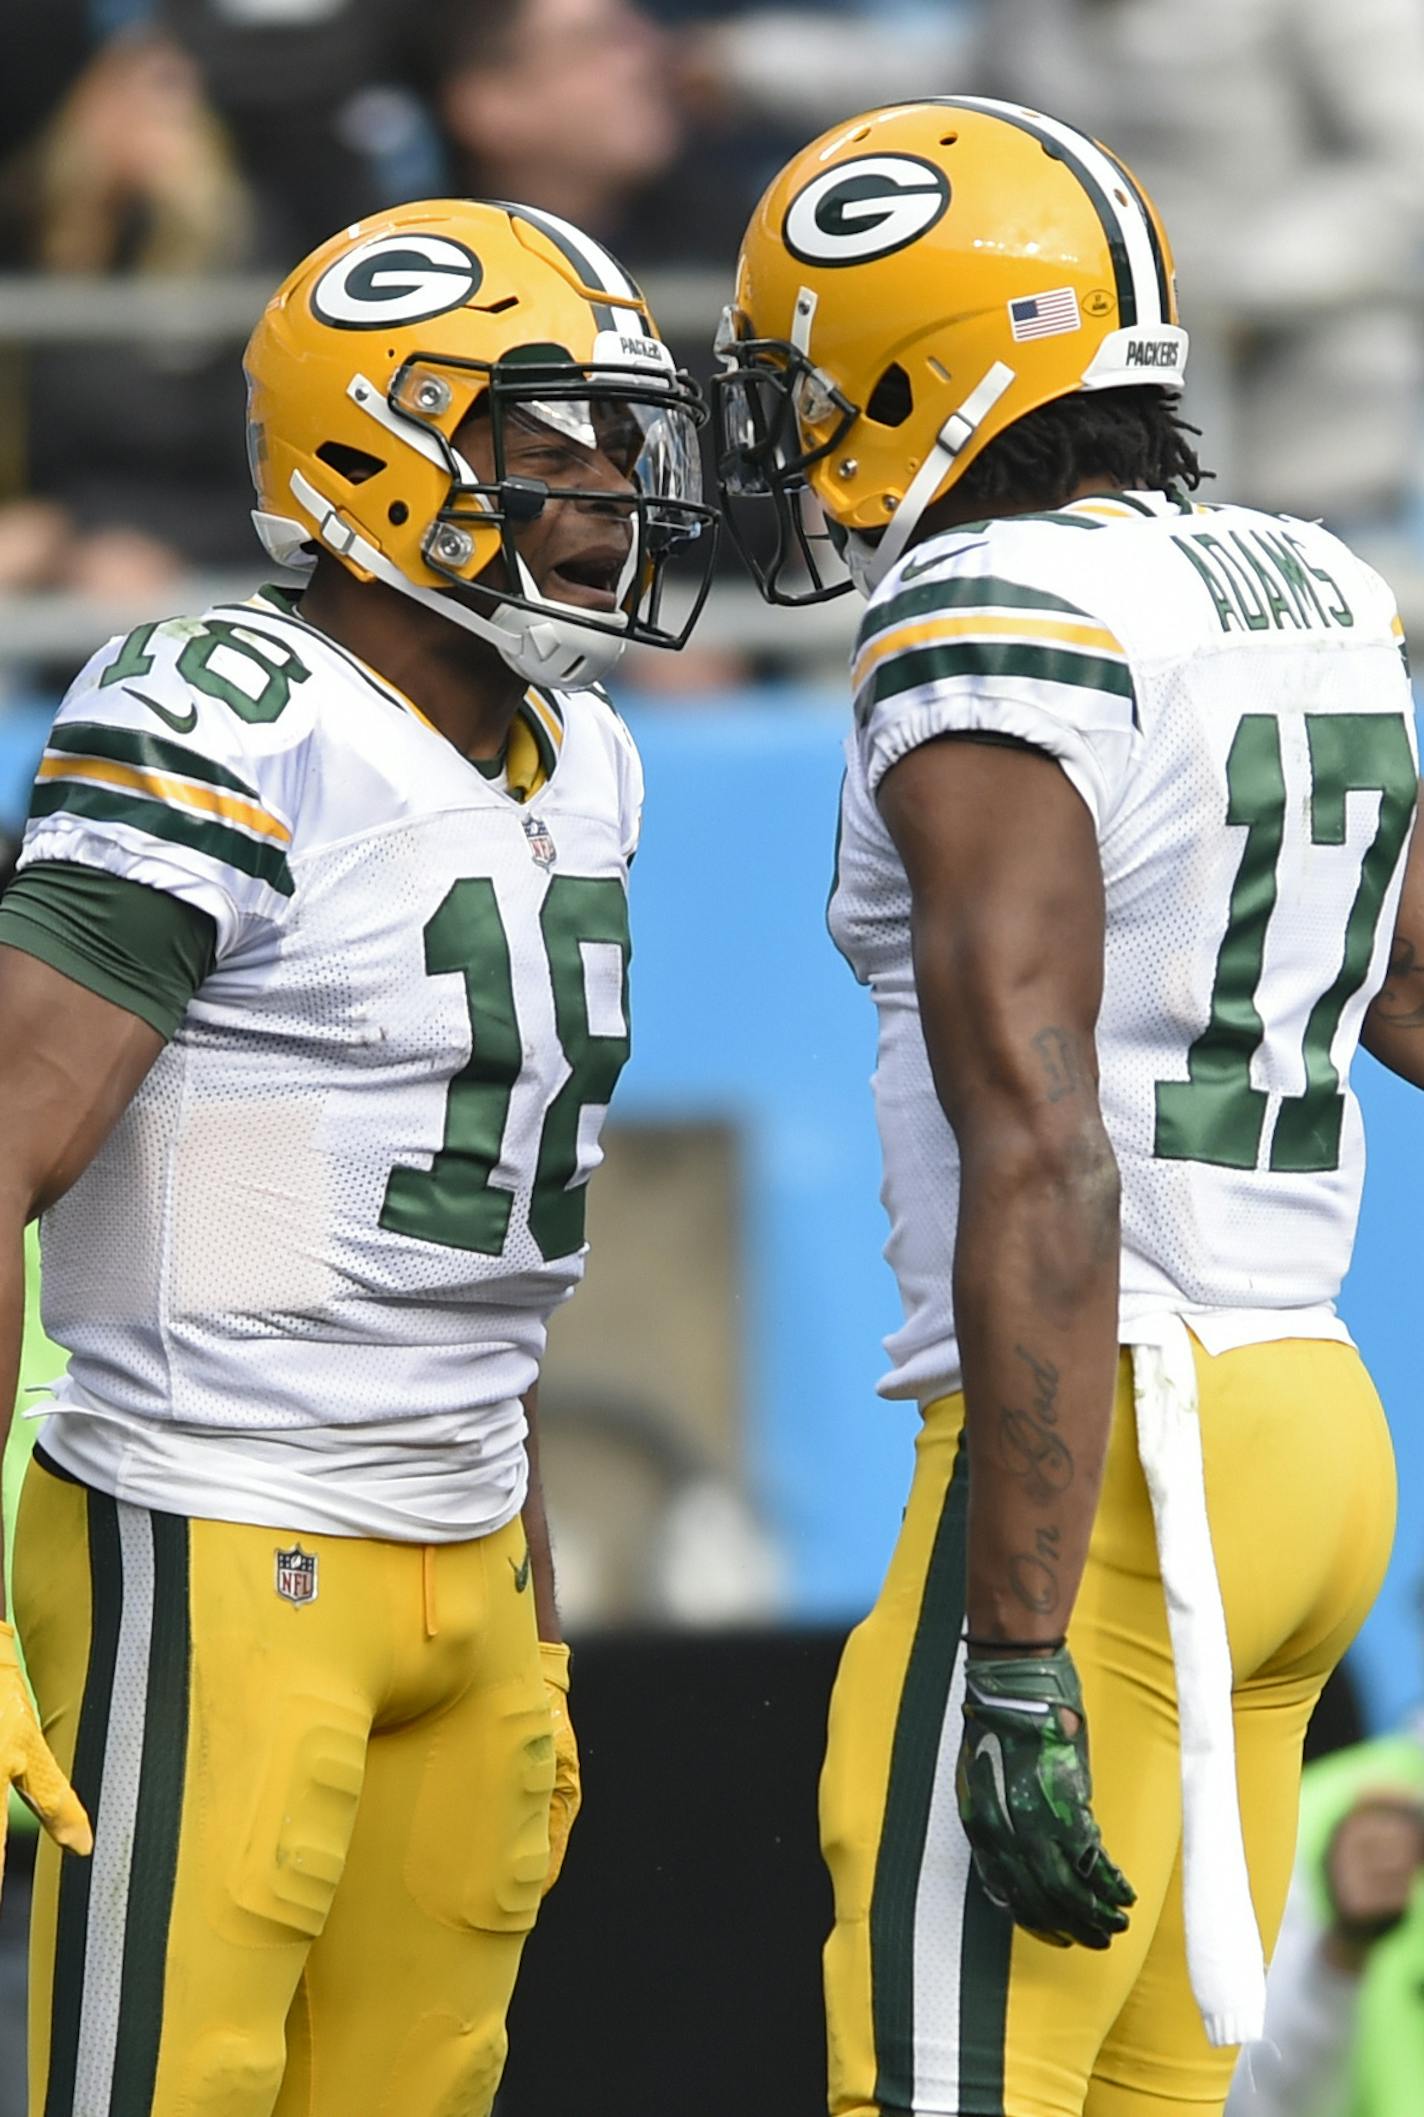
top-left (72, 1501), bottom-right (155, 2114)
top-left (910, 1651), bottom-right (974, 2111)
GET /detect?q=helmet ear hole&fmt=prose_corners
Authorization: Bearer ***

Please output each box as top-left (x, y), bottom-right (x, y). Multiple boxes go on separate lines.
top-left (865, 363), bottom-right (913, 428)
top-left (316, 440), bottom-right (386, 485)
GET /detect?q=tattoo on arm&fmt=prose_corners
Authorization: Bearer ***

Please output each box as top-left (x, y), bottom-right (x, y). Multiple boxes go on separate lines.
top-left (1010, 1526), bottom-right (1063, 1616)
top-left (996, 1345), bottom-right (1073, 1615)
top-left (1032, 1026), bottom-right (1083, 1102)
top-left (1372, 937), bottom-right (1424, 1029)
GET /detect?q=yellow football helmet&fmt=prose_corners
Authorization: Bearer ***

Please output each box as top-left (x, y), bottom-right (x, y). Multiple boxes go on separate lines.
top-left (714, 98), bottom-right (1187, 602)
top-left (245, 198), bottom-right (716, 686)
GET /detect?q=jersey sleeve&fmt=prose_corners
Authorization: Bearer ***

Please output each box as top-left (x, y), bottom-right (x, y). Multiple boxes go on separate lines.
top-left (852, 539), bottom-right (1139, 828)
top-left (614, 712), bottom-right (644, 863)
top-left (19, 613), bottom-right (314, 959)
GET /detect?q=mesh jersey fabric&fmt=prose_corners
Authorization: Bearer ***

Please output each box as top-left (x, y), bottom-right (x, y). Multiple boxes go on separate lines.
top-left (828, 491), bottom-right (1416, 1404)
top-left (18, 591), bottom-right (644, 1474)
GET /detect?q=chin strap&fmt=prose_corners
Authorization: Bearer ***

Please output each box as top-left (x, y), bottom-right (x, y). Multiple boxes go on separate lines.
top-left (848, 360), bottom-right (1017, 598)
top-left (272, 471), bottom-right (630, 689)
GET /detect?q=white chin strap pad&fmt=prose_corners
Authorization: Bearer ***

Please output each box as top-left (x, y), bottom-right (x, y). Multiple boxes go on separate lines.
top-left (850, 360), bottom-right (1017, 598)
top-left (284, 471), bottom-right (631, 690)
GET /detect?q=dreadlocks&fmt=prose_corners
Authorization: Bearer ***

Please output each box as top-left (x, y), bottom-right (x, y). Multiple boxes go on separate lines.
top-left (953, 387), bottom-right (1208, 513)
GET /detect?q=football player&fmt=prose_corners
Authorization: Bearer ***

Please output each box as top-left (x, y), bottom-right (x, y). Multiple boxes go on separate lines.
top-left (0, 198), bottom-right (714, 2115)
top-left (715, 99), bottom-right (1422, 2116)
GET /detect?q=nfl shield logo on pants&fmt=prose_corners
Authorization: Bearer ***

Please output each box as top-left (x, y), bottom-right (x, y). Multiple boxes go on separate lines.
top-left (275, 1544), bottom-right (318, 1606)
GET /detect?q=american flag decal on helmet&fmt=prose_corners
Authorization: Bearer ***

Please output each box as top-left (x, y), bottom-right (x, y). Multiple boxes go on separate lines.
top-left (1009, 288), bottom-right (1081, 341)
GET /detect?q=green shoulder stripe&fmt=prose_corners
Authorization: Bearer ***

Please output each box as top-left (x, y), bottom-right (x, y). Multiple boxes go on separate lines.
top-left (29, 781), bottom-right (294, 897)
top-left (862, 572), bottom-right (1093, 643)
top-left (863, 639), bottom-right (1135, 714)
top-left (49, 722), bottom-right (264, 804)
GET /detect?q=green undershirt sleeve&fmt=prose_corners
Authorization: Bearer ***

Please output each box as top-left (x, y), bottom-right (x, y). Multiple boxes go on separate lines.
top-left (0, 861), bottom-right (219, 1040)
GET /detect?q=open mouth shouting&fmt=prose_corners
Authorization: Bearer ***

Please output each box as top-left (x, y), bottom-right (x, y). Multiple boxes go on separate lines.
top-left (542, 535), bottom-right (631, 614)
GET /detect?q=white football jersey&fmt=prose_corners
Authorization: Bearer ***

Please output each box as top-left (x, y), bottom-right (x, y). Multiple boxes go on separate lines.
top-left (21, 588), bottom-right (641, 1512)
top-left (828, 492), bottom-right (1417, 1405)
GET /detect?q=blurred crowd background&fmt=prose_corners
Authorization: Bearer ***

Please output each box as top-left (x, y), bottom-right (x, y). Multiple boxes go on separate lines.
top-left (4, 5), bottom-right (1424, 2110)
top-left (3, 0), bottom-right (1424, 1664)
top-left (4, 0), bottom-right (1424, 693)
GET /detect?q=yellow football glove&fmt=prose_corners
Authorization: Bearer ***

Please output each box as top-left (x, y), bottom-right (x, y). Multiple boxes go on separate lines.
top-left (0, 1621), bottom-right (92, 1896)
top-left (539, 1640), bottom-right (580, 1897)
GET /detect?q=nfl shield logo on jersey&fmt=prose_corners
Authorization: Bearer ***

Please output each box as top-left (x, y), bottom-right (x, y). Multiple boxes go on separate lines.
top-left (275, 1544), bottom-right (318, 1606)
top-left (522, 812), bottom-right (557, 868)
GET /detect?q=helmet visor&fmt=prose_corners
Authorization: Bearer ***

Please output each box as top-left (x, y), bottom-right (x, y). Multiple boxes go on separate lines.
top-left (389, 353), bottom-right (719, 651)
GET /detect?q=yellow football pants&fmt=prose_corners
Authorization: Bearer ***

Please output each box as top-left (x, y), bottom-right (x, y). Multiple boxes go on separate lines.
top-left (15, 1449), bottom-right (553, 2117)
top-left (821, 1337), bottom-right (1396, 2117)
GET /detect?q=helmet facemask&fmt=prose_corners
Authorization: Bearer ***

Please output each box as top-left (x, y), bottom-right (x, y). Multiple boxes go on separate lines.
top-left (384, 349), bottom-right (718, 683)
top-left (261, 344), bottom-right (719, 690)
top-left (712, 305), bottom-right (859, 606)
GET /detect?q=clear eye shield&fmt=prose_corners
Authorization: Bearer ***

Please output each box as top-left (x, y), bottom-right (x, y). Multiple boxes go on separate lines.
top-left (390, 349), bottom-right (718, 651)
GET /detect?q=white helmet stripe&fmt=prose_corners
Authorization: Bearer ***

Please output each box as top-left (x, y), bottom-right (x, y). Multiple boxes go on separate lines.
top-left (501, 202), bottom-right (647, 338)
top-left (932, 97), bottom-right (1165, 330)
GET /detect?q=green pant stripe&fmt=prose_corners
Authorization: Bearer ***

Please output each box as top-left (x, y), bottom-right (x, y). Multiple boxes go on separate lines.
top-left (109, 1506), bottom-right (191, 2115)
top-left (958, 1866), bottom-right (1013, 2113)
top-left (43, 1483), bottom-right (123, 2117)
top-left (870, 1430), bottom-right (970, 2111)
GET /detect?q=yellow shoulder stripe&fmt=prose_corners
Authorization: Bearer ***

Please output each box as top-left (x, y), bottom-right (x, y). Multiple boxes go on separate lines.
top-left (1068, 500), bottom-right (1143, 522)
top-left (37, 755), bottom-right (292, 844)
top-left (853, 610), bottom-right (1127, 694)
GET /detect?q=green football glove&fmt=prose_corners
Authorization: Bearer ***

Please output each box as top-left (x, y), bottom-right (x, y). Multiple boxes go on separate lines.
top-left (956, 1645), bottom-right (1134, 1951)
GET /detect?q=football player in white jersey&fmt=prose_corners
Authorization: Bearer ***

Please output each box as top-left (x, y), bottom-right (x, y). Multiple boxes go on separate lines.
top-left (0, 198), bottom-right (715, 2116)
top-left (715, 100), bottom-right (1421, 2117)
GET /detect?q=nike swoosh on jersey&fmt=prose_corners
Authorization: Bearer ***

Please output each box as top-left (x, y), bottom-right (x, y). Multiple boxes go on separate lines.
top-left (510, 1548), bottom-right (532, 1593)
top-left (899, 539), bottom-right (988, 583)
top-left (125, 685), bottom-right (198, 734)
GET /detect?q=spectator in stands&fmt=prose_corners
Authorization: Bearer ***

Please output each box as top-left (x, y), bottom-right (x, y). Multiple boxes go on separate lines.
top-left (431, 0), bottom-right (684, 259)
top-left (427, 0), bottom-right (803, 272)
top-left (161, 0), bottom-right (437, 257)
top-left (0, 30), bottom-right (263, 594)
top-left (973, 0), bottom-right (1424, 533)
top-left (1225, 1711), bottom-right (1424, 2116)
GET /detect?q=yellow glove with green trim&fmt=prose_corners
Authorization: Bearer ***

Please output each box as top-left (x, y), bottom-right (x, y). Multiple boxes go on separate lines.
top-left (0, 1621), bottom-right (91, 1895)
top-left (539, 1640), bottom-right (580, 1897)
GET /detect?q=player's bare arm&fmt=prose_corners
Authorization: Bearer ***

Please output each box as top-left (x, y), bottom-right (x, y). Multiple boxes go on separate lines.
top-left (875, 735), bottom-right (1117, 1647)
top-left (520, 1379), bottom-right (560, 1645)
top-left (0, 947), bottom-right (163, 1881)
top-left (1361, 783), bottom-right (1424, 1081)
top-left (877, 731), bottom-right (1133, 1951)
top-left (0, 948), bottom-right (164, 1588)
